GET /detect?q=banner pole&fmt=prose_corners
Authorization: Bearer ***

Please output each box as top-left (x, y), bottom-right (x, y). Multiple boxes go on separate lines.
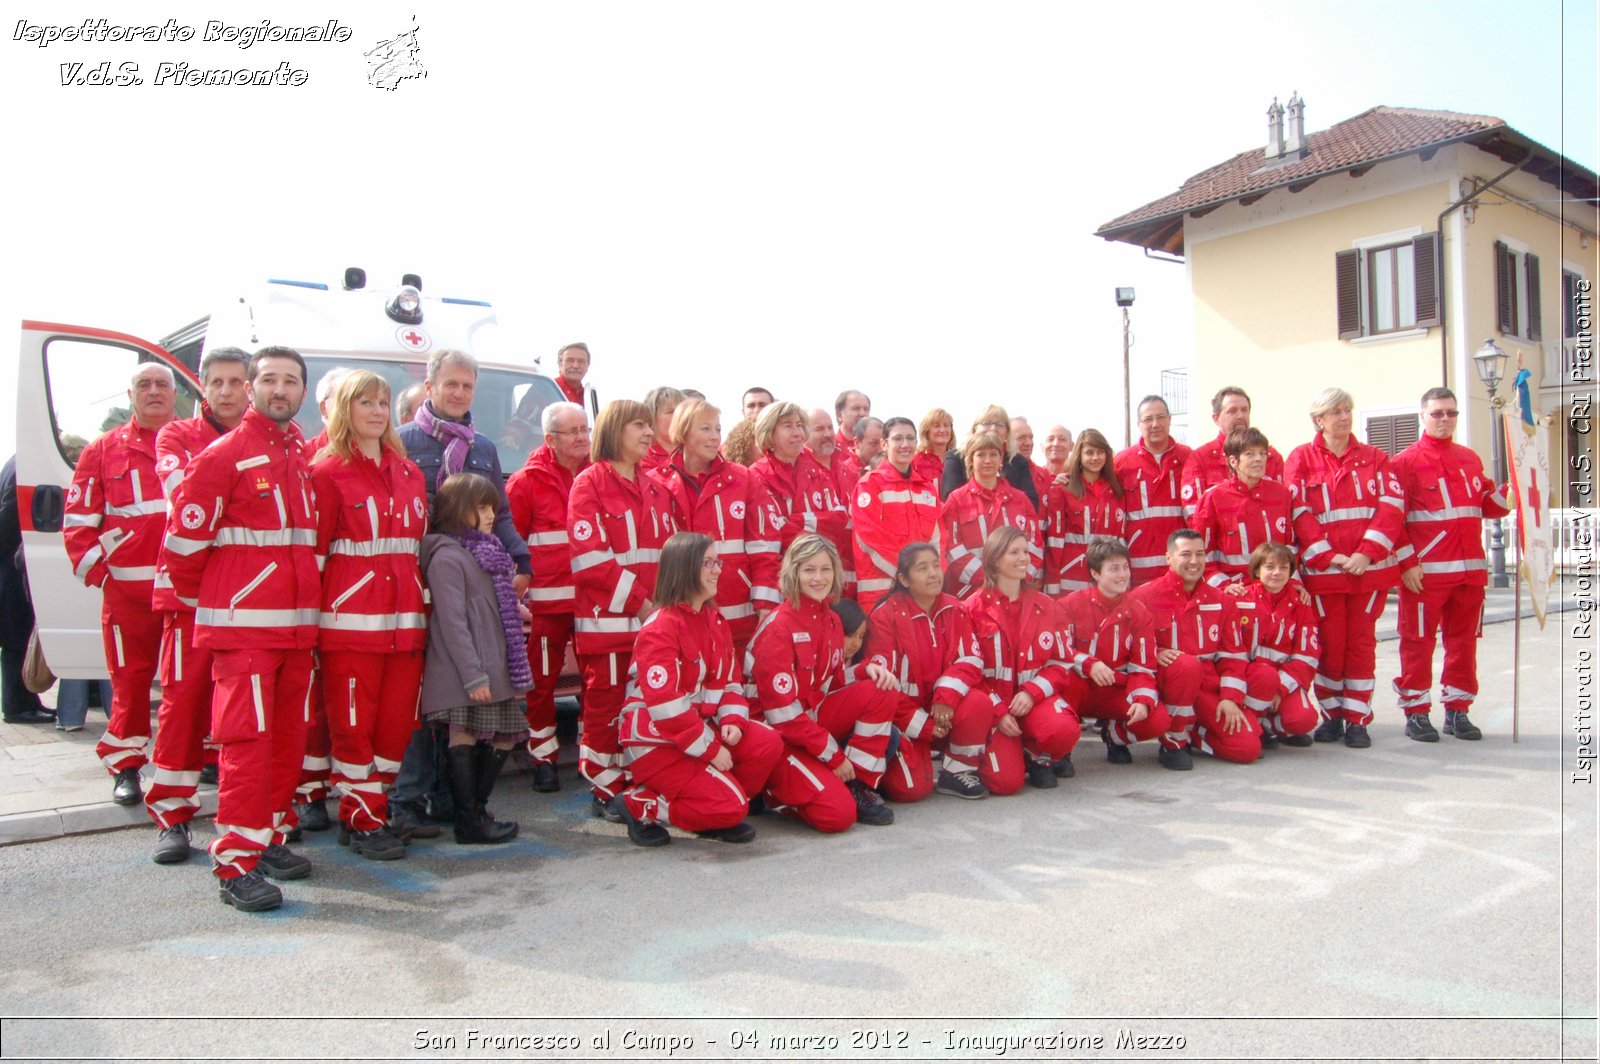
top-left (1512, 560), bottom-right (1521, 744)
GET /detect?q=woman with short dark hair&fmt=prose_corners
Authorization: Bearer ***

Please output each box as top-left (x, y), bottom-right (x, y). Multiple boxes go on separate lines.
top-left (853, 416), bottom-right (941, 612)
top-left (1043, 428), bottom-right (1125, 597)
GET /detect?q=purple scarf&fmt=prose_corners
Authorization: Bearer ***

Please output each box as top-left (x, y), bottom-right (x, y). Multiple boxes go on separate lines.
top-left (414, 401), bottom-right (478, 479)
top-left (449, 529), bottom-right (533, 690)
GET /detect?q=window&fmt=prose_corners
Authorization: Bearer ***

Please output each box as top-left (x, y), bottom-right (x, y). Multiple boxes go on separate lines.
top-left (1336, 232), bottom-right (1440, 340)
top-left (1494, 240), bottom-right (1541, 342)
top-left (42, 338), bottom-right (201, 468)
top-left (1365, 412), bottom-right (1420, 457)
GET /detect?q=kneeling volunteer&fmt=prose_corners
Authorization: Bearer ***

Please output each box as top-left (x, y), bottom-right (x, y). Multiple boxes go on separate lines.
top-left (1236, 543), bottom-right (1320, 747)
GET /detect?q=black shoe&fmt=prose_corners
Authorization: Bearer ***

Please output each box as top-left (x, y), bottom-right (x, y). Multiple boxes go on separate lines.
top-left (258, 843), bottom-right (312, 881)
top-left (447, 744), bottom-right (518, 844)
top-left (468, 744), bottom-right (519, 843)
top-left (151, 823), bottom-right (192, 865)
top-left (696, 820), bottom-right (757, 843)
top-left (847, 779), bottom-right (894, 826)
top-left (935, 769), bottom-right (988, 799)
top-left (1405, 713), bottom-right (1440, 742)
top-left (346, 826), bottom-right (406, 861)
top-left (531, 762), bottom-right (560, 793)
top-left (747, 794), bottom-right (767, 816)
top-left (1444, 710), bottom-right (1483, 740)
top-left (1259, 733), bottom-right (1281, 751)
top-left (591, 794), bottom-right (625, 823)
top-left (111, 767), bottom-right (143, 806)
top-left (4, 708), bottom-right (55, 724)
top-left (198, 763), bottom-right (219, 786)
top-left (621, 801), bottom-right (671, 847)
top-left (219, 869), bottom-right (282, 912)
top-left (1282, 733), bottom-right (1313, 748)
top-left (283, 824), bottom-right (303, 843)
top-left (296, 800), bottom-right (332, 832)
top-left (1026, 760), bottom-right (1058, 789)
top-left (1052, 755), bottom-right (1076, 779)
top-left (1313, 717), bottom-right (1344, 743)
top-left (1157, 746), bottom-right (1194, 771)
top-left (1343, 723), bottom-right (1372, 749)
top-left (387, 800), bottom-right (441, 841)
top-left (1103, 729), bottom-right (1133, 765)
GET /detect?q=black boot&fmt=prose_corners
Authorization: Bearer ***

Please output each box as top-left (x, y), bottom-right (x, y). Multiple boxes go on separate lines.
top-left (445, 744), bottom-right (490, 845)
top-left (471, 744), bottom-right (519, 844)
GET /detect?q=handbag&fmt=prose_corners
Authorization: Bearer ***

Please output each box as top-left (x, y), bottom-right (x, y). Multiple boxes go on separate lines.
top-left (22, 627), bottom-right (55, 694)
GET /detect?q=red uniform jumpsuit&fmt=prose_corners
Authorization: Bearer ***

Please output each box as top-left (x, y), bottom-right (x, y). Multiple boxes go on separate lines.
top-left (294, 436), bottom-right (332, 810)
top-left (1234, 582), bottom-right (1321, 738)
top-left (568, 460), bottom-right (676, 802)
top-left (1285, 435), bottom-right (1405, 726)
top-left (639, 442), bottom-right (672, 478)
top-left (746, 598), bottom-right (898, 832)
top-left (1027, 461), bottom-right (1054, 515)
top-left (64, 418), bottom-right (167, 781)
top-left (1190, 476), bottom-right (1297, 589)
top-left (1179, 435), bottom-right (1286, 521)
top-left (652, 452), bottom-right (785, 652)
top-left (749, 449), bottom-right (852, 563)
top-left (1130, 569), bottom-right (1257, 763)
top-left (912, 450), bottom-right (947, 495)
top-left (1114, 439), bottom-right (1193, 587)
top-left (311, 448), bottom-right (428, 832)
top-left (862, 592), bottom-right (993, 801)
top-left (160, 407), bottom-right (320, 879)
top-left (506, 444), bottom-right (588, 766)
top-left (143, 409), bottom-right (229, 829)
top-left (939, 479), bottom-right (1042, 599)
top-left (1387, 434), bottom-right (1510, 717)
top-left (964, 588), bottom-right (1083, 794)
top-left (1042, 479), bottom-right (1126, 596)
top-left (852, 463), bottom-right (941, 612)
top-left (1057, 587), bottom-right (1170, 749)
top-left (618, 604), bottom-right (784, 830)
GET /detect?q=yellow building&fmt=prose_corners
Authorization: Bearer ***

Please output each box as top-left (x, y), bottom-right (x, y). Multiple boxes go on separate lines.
top-left (1097, 99), bottom-right (1597, 508)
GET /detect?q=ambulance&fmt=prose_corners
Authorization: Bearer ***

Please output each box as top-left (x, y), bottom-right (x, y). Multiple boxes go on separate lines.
top-left (16, 268), bottom-right (573, 684)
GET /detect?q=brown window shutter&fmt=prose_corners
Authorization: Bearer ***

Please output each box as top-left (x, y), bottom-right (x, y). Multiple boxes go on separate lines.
top-left (1336, 249), bottom-right (1361, 339)
top-left (1394, 413), bottom-right (1420, 452)
top-left (1365, 416), bottom-right (1391, 455)
top-left (1526, 253), bottom-right (1542, 341)
top-left (1494, 241), bottom-right (1516, 334)
top-left (1412, 232), bottom-right (1441, 327)
top-left (1567, 270), bottom-right (1581, 338)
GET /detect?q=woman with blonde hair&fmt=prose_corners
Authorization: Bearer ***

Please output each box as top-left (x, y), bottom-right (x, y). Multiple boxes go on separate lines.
top-left (640, 386), bottom-right (685, 475)
top-left (749, 401), bottom-right (854, 597)
top-left (939, 431), bottom-right (1042, 599)
top-left (1043, 428), bottom-right (1126, 596)
top-left (914, 408), bottom-right (956, 491)
top-left (940, 403), bottom-right (1040, 507)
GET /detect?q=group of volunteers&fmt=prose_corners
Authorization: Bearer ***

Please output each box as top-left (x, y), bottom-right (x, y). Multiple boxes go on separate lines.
top-left (60, 339), bottom-right (1508, 913)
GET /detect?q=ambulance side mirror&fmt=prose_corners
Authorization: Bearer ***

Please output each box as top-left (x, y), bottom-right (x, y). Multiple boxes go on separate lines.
top-left (31, 485), bottom-right (63, 534)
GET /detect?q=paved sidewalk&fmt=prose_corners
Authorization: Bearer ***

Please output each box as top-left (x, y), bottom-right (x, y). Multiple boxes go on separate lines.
top-left (0, 584), bottom-right (1578, 849)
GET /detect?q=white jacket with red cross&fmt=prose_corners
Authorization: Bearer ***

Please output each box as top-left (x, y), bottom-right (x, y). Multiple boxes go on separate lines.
top-left (1057, 587), bottom-right (1160, 708)
top-left (158, 407), bottom-right (320, 650)
top-left (1179, 434), bottom-right (1286, 520)
top-left (310, 449), bottom-right (428, 653)
top-left (651, 452), bottom-right (786, 631)
top-left (863, 591), bottom-right (989, 739)
top-left (851, 462), bottom-right (941, 603)
top-left (1284, 435), bottom-right (1406, 594)
top-left (748, 449), bottom-right (851, 561)
top-left (567, 460), bottom-right (676, 655)
top-left (745, 597), bottom-right (853, 770)
top-left (939, 479), bottom-right (1042, 599)
top-left (620, 602), bottom-right (751, 763)
top-left (506, 444), bottom-right (588, 617)
top-left (1190, 475), bottom-right (1297, 588)
top-left (1113, 439), bottom-right (1193, 586)
top-left (1387, 433), bottom-right (1511, 587)
top-left (1043, 478), bottom-right (1127, 596)
top-left (1129, 568), bottom-right (1248, 698)
top-left (963, 587), bottom-right (1075, 708)
top-left (1233, 581), bottom-right (1321, 698)
top-left (64, 418), bottom-right (167, 608)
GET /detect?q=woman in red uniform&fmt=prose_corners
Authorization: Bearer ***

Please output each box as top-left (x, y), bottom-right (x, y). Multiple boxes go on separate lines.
top-left (1236, 542), bottom-right (1320, 747)
top-left (311, 371), bottom-right (429, 860)
top-left (853, 416), bottom-right (941, 611)
top-left (749, 402), bottom-right (850, 554)
top-left (965, 526), bottom-right (1082, 793)
top-left (1284, 388), bottom-right (1405, 749)
top-left (617, 533), bottom-right (784, 847)
top-left (1190, 427), bottom-right (1296, 592)
top-left (639, 386), bottom-right (684, 476)
top-left (747, 533), bottom-right (899, 831)
top-left (1043, 428), bottom-right (1125, 597)
top-left (651, 399), bottom-right (784, 654)
top-left (568, 399), bottom-right (677, 817)
top-left (940, 432), bottom-right (1042, 599)
top-left (865, 543), bottom-right (995, 801)
top-left (914, 408), bottom-right (955, 491)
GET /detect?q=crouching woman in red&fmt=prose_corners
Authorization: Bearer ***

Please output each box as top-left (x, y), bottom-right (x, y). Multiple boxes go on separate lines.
top-left (747, 533), bottom-right (900, 831)
top-left (965, 526), bottom-right (1082, 794)
top-left (865, 543), bottom-right (995, 801)
top-left (1236, 542), bottom-right (1321, 747)
top-left (617, 533), bottom-right (784, 847)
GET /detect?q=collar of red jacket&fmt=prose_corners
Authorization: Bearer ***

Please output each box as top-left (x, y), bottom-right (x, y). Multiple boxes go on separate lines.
top-left (240, 405), bottom-right (303, 444)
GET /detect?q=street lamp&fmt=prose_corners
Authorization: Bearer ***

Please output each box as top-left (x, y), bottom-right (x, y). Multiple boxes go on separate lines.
top-left (1473, 338), bottom-right (1511, 588)
top-left (1116, 287), bottom-right (1136, 448)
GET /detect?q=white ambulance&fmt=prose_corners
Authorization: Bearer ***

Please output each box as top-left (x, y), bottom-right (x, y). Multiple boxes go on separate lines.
top-left (16, 268), bottom-right (570, 680)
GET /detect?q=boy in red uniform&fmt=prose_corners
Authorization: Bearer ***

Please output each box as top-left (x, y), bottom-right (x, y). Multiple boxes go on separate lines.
top-left (1235, 543), bottom-right (1320, 747)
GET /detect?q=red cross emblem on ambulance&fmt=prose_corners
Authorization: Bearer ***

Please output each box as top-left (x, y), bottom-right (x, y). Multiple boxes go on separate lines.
top-left (397, 326), bottom-right (432, 353)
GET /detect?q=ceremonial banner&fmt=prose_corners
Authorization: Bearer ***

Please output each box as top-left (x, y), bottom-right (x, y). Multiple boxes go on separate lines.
top-left (1503, 371), bottom-right (1555, 626)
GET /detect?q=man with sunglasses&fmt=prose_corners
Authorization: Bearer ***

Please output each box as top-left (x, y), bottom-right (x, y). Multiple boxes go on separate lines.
top-left (1387, 387), bottom-right (1511, 742)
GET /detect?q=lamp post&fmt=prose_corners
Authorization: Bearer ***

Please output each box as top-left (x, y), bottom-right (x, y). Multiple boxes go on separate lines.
top-left (1116, 287), bottom-right (1136, 448)
top-left (1472, 337), bottom-right (1511, 588)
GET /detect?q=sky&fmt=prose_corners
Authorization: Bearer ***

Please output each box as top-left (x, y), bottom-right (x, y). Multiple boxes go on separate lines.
top-left (3, 0), bottom-right (1595, 455)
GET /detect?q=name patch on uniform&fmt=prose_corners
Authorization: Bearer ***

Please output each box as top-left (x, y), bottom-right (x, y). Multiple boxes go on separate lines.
top-left (1199, 603), bottom-right (1223, 612)
top-left (1236, 601), bottom-right (1257, 609)
top-left (235, 455), bottom-right (270, 471)
top-left (791, 631), bottom-right (811, 643)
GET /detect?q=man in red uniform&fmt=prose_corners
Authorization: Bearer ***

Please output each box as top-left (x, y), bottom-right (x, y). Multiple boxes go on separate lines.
top-left (1389, 387), bottom-right (1511, 742)
top-left (553, 342), bottom-right (597, 421)
top-left (161, 347), bottom-right (321, 912)
top-left (1115, 396), bottom-right (1192, 588)
top-left (1180, 387), bottom-right (1285, 521)
top-left (64, 363), bottom-right (177, 806)
top-left (833, 390), bottom-right (871, 461)
top-left (1130, 529), bottom-right (1257, 768)
top-left (506, 401), bottom-right (591, 791)
top-left (144, 346), bottom-right (251, 864)
top-left (804, 408), bottom-right (856, 594)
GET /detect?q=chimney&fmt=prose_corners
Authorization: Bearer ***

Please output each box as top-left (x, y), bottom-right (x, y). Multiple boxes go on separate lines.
top-left (1265, 97), bottom-right (1285, 159)
top-left (1284, 91), bottom-right (1307, 155)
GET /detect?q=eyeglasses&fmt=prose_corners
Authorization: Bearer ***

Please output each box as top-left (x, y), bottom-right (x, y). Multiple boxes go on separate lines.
top-left (1139, 414), bottom-right (1171, 425)
top-left (702, 557), bottom-right (724, 570)
top-left (549, 426), bottom-right (592, 436)
top-left (886, 435), bottom-right (918, 445)
top-left (1425, 410), bottom-right (1460, 420)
